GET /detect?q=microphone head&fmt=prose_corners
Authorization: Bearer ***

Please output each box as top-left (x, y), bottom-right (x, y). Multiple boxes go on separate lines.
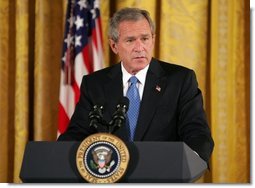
top-left (110, 97), bottom-right (130, 132)
top-left (89, 100), bottom-right (105, 129)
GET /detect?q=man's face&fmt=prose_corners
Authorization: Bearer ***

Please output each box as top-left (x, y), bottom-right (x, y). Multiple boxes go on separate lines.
top-left (109, 18), bottom-right (155, 74)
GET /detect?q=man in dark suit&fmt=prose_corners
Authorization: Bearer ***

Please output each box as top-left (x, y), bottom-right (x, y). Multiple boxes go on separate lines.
top-left (58, 7), bottom-right (214, 164)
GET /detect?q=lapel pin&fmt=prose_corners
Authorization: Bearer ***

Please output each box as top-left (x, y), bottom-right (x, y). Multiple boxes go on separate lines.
top-left (156, 85), bottom-right (161, 92)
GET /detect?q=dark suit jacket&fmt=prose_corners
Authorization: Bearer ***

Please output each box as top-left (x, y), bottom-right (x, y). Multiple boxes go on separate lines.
top-left (58, 58), bottom-right (214, 163)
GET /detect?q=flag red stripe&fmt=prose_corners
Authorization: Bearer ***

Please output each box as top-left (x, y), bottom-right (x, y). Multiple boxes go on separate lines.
top-left (82, 45), bottom-right (93, 74)
top-left (98, 17), bottom-right (104, 47)
top-left (72, 80), bottom-right (80, 104)
top-left (92, 28), bottom-right (98, 50)
top-left (58, 102), bottom-right (70, 134)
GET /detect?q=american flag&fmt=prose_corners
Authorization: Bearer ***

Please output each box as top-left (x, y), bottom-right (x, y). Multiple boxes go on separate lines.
top-left (58, 0), bottom-right (104, 135)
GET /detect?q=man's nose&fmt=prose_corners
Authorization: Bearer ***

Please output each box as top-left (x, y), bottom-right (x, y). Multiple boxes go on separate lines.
top-left (134, 40), bottom-right (143, 51)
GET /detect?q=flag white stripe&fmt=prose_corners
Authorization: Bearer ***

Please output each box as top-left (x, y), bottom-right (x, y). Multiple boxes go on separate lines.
top-left (95, 19), bottom-right (104, 70)
top-left (75, 53), bottom-right (88, 87)
top-left (92, 43), bottom-right (101, 71)
top-left (59, 70), bottom-right (76, 119)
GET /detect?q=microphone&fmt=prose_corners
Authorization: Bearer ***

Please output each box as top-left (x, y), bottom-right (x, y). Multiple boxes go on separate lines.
top-left (109, 97), bottom-right (129, 133)
top-left (88, 104), bottom-right (104, 130)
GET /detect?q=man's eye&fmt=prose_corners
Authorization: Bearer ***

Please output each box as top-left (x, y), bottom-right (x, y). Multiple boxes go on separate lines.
top-left (126, 39), bottom-right (133, 43)
top-left (142, 37), bottom-right (149, 41)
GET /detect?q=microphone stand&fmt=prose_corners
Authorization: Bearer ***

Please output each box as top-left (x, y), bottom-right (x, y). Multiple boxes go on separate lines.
top-left (89, 97), bottom-right (129, 134)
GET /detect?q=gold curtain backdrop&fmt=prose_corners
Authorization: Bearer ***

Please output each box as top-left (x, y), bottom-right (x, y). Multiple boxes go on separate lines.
top-left (0, 0), bottom-right (250, 183)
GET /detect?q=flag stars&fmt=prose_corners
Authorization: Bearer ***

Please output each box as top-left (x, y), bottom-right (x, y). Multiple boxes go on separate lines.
top-left (62, 52), bottom-right (66, 63)
top-left (64, 33), bottom-right (74, 48)
top-left (93, 0), bottom-right (100, 8)
top-left (77, 0), bottom-right (87, 10)
top-left (68, 16), bottom-right (75, 28)
top-left (75, 35), bottom-right (82, 47)
top-left (75, 15), bottom-right (84, 30)
top-left (90, 9), bottom-right (96, 19)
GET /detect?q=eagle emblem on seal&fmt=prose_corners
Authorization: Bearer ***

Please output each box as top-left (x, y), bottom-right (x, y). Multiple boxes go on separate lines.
top-left (90, 146), bottom-right (115, 174)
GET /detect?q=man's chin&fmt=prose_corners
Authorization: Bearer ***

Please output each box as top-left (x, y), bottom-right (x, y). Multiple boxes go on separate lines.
top-left (132, 63), bottom-right (149, 72)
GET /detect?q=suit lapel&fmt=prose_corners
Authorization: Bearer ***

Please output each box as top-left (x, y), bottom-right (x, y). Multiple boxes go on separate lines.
top-left (104, 63), bottom-right (129, 141)
top-left (134, 59), bottom-right (167, 141)
top-left (104, 64), bottom-right (122, 115)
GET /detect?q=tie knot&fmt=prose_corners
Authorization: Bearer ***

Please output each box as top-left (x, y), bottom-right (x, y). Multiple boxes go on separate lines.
top-left (129, 76), bottom-right (138, 84)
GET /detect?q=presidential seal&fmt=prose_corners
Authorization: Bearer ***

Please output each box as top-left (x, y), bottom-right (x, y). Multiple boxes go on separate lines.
top-left (76, 133), bottom-right (130, 183)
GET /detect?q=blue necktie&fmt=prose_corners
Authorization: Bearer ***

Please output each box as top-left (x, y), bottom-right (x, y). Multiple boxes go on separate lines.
top-left (126, 76), bottom-right (140, 141)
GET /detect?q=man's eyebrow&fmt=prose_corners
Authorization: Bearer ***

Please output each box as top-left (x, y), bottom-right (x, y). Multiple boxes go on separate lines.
top-left (123, 36), bottom-right (136, 40)
top-left (124, 34), bottom-right (151, 39)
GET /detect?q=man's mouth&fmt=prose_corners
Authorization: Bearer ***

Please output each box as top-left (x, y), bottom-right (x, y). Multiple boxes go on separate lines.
top-left (134, 56), bottom-right (145, 59)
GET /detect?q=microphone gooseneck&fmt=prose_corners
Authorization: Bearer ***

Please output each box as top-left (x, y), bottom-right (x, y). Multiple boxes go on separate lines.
top-left (88, 104), bottom-right (104, 130)
top-left (110, 97), bottom-right (129, 133)
top-left (88, 97), bottom-right (129, 134)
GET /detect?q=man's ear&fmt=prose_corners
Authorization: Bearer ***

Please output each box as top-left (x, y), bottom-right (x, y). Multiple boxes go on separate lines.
top-left (109, 39), bottom-right (118, 54)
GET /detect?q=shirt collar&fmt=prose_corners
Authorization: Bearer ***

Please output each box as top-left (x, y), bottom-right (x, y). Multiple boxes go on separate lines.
top-left (121, 63), bottom-right (149, 85)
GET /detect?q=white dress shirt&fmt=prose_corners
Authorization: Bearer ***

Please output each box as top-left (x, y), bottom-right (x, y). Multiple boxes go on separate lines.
top-left (121, 63), bottom-right (149, 100)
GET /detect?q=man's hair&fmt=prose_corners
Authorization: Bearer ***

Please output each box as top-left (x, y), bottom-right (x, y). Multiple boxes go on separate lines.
top-left (108, 7), bottom-right (155, 42)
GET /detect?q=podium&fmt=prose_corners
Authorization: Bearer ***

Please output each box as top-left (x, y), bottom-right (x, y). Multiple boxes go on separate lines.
top-left (20, 141), bottom-right (207, 183)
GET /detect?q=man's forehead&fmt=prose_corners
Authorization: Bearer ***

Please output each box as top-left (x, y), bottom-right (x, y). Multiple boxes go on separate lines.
top-left (118, 19), bottom-right (150, 29)
top-left (117, 19), bottom-right (152, 39)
